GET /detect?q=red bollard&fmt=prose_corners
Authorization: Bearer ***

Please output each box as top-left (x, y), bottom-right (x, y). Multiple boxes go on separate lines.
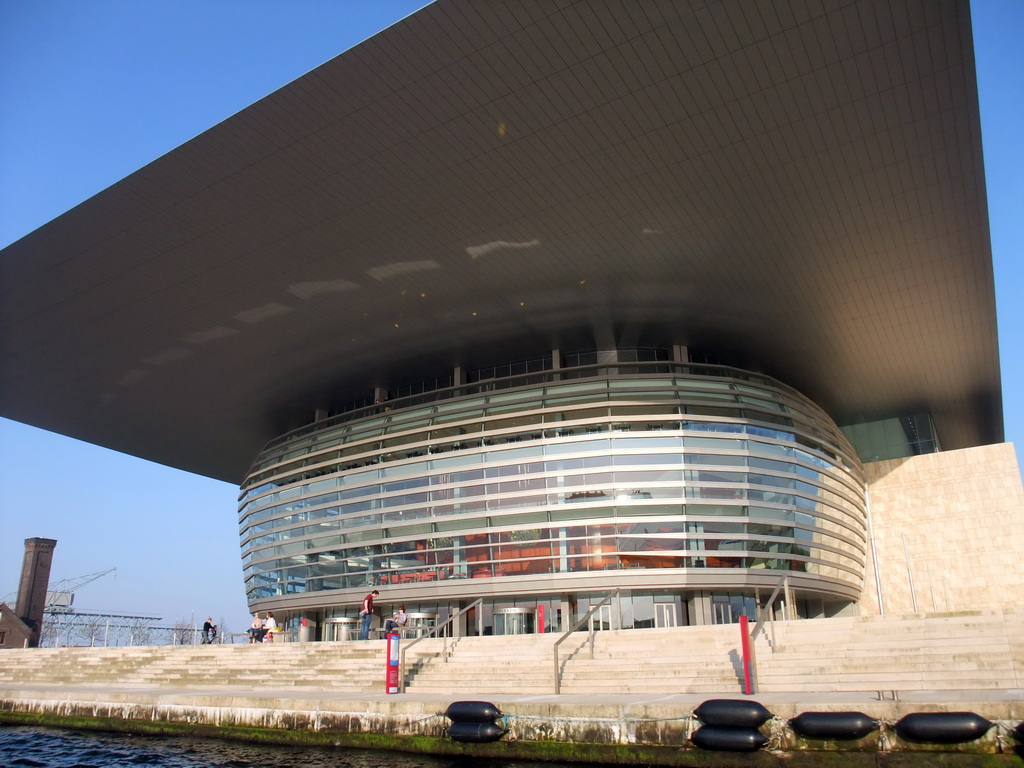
top-left (739, 615), bottom-right (754, 695)
top-left (386, 632), bottom-right (400, 694)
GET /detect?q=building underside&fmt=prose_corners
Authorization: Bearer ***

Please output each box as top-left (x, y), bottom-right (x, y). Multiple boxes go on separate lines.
top-left (1, 1), bottom-right (1014, 635)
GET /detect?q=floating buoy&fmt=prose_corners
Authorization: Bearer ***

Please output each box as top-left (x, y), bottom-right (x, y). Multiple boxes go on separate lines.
top-left (445, 700), bottom-right (504, 723)
top-left (694, 699), bottom-right (772, 728)
top-left (894, 712), bottom-right (993, 744)
top-left (789, 711), bottom-right (879, 740)
top-left (446, 721), bottom-right (507, 743)
top-left (691, 725), bottom-right (768, 752)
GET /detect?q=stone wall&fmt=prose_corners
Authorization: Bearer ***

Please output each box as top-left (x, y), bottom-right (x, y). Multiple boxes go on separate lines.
top-left (861, 443), bottom-right (1024, 615)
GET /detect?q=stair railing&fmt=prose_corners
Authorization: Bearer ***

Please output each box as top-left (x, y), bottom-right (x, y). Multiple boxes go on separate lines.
top-left (552, 590), bottom-right (621, 694)
top-left (749, 574), bottom-right (791, 652)
top-left (398, 597), bottom-right (484, 693)
top-left (743, 574), bottom-right (791, 695)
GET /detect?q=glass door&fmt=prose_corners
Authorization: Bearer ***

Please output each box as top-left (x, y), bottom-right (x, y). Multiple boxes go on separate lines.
top-left (655, 603), bottom-right (677, 628)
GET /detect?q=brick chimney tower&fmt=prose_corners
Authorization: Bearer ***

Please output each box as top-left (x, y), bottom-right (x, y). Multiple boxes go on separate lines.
top-left (15, 537), bottom-right (57, 647)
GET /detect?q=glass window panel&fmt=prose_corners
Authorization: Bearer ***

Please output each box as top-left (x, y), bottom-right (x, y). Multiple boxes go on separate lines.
top-left (544, 381), bottom-right (607, 395)
top-left (690, 453), bottom-right (745, 467)
top-left (431, 453), bottom-right (484, 469)
top-left (744, 426), bottom-right (795, 441)
top-left (433, 518), bottom-right (483, 533)
top-left (747, 457), bottom-right (785, 472)
top-left (794, 464), bottom-right (821, 481)
top-left (431, 408), bottom-right (484, 425)
top-left (486, 391), bottom-right (534, 404)
top-left (694, 469), bottom-right (744, 483)
top-left (610, 469), bottom-right (682, 483)
top-left (611, 436), bottom-right (681, 450)
top-left (379, 461), bottom-right (427, 477)
top-left (680, 391), bottom-right (737, 403)
top-left (677, 378), bottom-right (731, 390)
top-left (686, 504), bottom-right (745, 516)
top-left (747, 411), bottom-right (793, 426)
top-left (486, 415), bottom-right (542, 431)
top-left (339, 485), bottom-right (379, 501)
top-left (431, 425), bottom-right (474, 439)
top-left (485, 402), bottom-right (539, 416)
top-left (550, 507), bottom-right (615, 522)
top-left (748, 473), bottom-right (795, 489)
top-left (795, 480), bottom-right (820, 496)
top-left (686, 406), bottom-right (744, 418)
top-left (682, 420), bottom-right (745, 434)
top-left (738, 396), bottom-right (785, 411)
top-left (486, 445), bottom-right (544, 462)
top-left (545, 439), bottom-right (610, 455)
top-left (545, 394), bottom-right (609, 406)
top-left (555, 406), bottom-right (607, 420)
top-left (495, 511), bottom-right (550, 526)
top-left (612, 453), bottom-right (681, 465)
top-left (685, 436), bottom-right (742, 450)
top-left (614, 506), bottom-right (659, 517)
top-left (608, 405), bottom-right (679, 417)
top-left (343, 469), bottom-right (380, 486)
top-left (382, 476), bottom-right (428, 493)
top-left (306, 478), bottom-right (338, 495)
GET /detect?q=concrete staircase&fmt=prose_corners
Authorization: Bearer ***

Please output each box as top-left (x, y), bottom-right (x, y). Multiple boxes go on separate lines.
top-left (1, 608), bottom-right (1021, 697)
top-left (0, 642), bottom-right (383, 692)
top-left (754, 609), bottom-right (1024, 693)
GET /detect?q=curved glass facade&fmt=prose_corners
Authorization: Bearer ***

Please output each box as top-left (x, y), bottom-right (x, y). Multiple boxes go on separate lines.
top-left (239, 361), bottom-right (867, 631)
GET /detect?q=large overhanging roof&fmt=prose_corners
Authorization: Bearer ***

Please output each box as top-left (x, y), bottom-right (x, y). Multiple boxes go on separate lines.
top-left (0, 0), bottom-right (1000, 484)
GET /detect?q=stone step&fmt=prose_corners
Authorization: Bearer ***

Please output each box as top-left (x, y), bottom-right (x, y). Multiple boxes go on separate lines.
top-left (3, 609), bottom-right (1020, 696)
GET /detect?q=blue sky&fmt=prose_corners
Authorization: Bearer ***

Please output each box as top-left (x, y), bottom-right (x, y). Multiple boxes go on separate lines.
top-left (1, 1), bottom-right (1021, 628)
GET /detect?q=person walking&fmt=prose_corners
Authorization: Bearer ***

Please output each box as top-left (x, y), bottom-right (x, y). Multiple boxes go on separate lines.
top-left (201, 617), bottom-right (214, 644)
top-left (359, 590), bottom-right (379, 640)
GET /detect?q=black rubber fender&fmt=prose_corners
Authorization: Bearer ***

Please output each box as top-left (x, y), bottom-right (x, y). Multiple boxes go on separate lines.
top-left (789, 711), bottom-right (879, 740)
top-left (1014, 720), bottom-right (1024, 743)
top-left (691, 725), bottom-right (768, 752)
top-left (894, 712), bottom-right (993, 744)
top-left (694, 698), bottom-right (772, 728)
top-left (446, 721), bottom-right (507, 743)
top-left (445, 700), bottom-right (503, 723)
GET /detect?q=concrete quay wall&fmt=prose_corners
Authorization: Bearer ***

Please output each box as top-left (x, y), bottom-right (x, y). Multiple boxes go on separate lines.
top-left (2, 684), bottom-right (1023, 766)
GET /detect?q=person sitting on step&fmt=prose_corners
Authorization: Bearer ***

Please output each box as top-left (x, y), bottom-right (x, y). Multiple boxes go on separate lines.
top-left (384, 605), bottom-right (409, 635)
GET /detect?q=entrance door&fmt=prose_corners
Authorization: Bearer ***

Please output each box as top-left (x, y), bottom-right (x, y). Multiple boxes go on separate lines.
top-left (494, 608), bottom-right (531, 635)
top-left (503, 612), bottom-right (526, 635)
top-left (322, 619), bottom-right (357, 641)
top-left (655, 603), bottom-right (677, 628)
top-left (588, 603), bottom-right (614, 631)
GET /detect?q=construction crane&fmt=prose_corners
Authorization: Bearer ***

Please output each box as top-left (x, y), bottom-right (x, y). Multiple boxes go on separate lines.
top-left (44, 567), bottom-right (117, 613)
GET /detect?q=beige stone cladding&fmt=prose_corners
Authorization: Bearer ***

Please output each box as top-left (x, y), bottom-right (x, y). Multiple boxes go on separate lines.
top-left (860, 443), bottom-right (1024, 615)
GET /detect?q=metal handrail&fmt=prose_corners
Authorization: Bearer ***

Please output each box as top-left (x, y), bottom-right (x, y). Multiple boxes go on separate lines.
top-left (745, 575), bottom-right (790, 695)
top-left (553, 590), bottom-right (621, 694)
top-left (749, 574), bottom-right (790, 649)
top-left (398, 598), bottom-right (484, 693)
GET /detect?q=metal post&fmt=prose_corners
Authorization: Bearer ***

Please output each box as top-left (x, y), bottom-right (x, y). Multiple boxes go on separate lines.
top-left (902, 534), bottom-right (918, 612)
top-left (865, 490), bottom-right (885, 614)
